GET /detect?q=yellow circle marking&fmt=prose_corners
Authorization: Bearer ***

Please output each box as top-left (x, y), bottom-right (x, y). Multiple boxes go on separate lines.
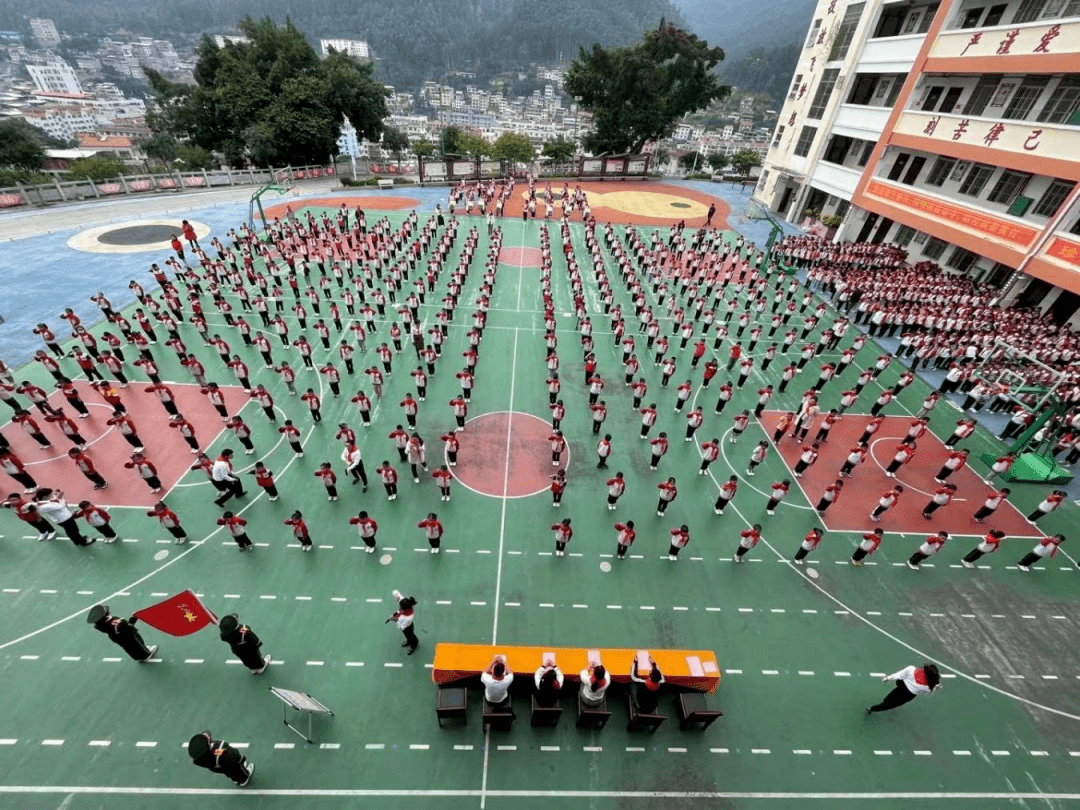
top-left (521, 190), bottom-right (707, 220)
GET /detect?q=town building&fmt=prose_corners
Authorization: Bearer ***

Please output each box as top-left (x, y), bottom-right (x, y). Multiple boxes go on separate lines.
top-left (29, 18), bottom-right (60, 49)
top-left (320, 39), bottom-right (372, 60)
top-left (26, 60), bottom-right (83, 95)
top-left (758, 0), bottom-right (1080, 313)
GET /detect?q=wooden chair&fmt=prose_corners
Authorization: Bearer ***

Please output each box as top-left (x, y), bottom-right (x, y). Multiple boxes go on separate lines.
top-left (677, 692), bottom-right (724, 730)
top-left (482, 697), bottom-right (515, 731)
top-left (576, 692), bottom-right (611, 730)
top-left (530, 694), bottom-right (563, 727)
top-left (436, 687), bottom-right (467, 727)
top-left (626, 692), bottom-right (666, 733)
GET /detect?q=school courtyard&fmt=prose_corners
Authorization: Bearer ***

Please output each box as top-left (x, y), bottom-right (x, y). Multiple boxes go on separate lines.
top-left (1, 178), bottom-right (1079, 809)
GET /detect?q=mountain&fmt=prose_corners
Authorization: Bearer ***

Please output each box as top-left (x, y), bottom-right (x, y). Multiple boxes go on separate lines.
top-left (670, 0), bottom-right (817, 55)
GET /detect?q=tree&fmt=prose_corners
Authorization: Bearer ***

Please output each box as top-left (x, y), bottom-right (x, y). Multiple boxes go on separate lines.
top-left (175, 144), bottom-right (216, 171)
top-left (541, 136), bottom-right (577, 163)
top-left (68, 155), bottom-right (127, 182)
top-left (381, 125), bottom-right (410, 164)
top-left (138, 131), bottom-right (179, 168)
top-left (0, 121), bottom-right (46, 173)
top-left (707, 153), bottom-right (729, 173)
top-left (145, 17), bottom-right (389, 167)
top-left (411, 138), bottom-right (436, 158)
top-left (679, 151), bottom-right (703, 171)
top-left (730, 148), bottom-right (762, 178)
top-left (459, 132), bottom-right (492, 158)
top-left (491, 132), bottom-right (535, 165)
top-left (564, 19), bottom-right (730, 155)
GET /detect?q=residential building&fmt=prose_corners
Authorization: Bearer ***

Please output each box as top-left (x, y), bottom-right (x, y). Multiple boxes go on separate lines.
top-left (758, 0), bottom-right (1080, 312)
top-left (212, 34), bottom-right (249, 48)
top-left (26, 60), bottom-right (83, 95)
top-left (320, 39), bottom-right (371, 60)
top-left (29, 18), bottom-right (60, 49)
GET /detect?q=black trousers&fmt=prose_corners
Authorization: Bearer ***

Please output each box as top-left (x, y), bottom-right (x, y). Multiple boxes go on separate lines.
top-left (973, 506), bottom-right (995, 521)
top-left (349, 463), bottom-right (368, 487)
top-left (9, 470), bottom-right (37, 489)
top-left (58, 516), bottom-right (90, 545)
top-left (401, 624), bottom-right (418, 650)
top-left (869, 681), bottom-right (917, 713)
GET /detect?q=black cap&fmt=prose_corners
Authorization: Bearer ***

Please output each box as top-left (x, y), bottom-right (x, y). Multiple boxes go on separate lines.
top-left (187, 733), bottom-right (210, 759)
top-left (219, 615), bottom-right (239, 634)
top-left (87, 605), bottom-right (108, 624)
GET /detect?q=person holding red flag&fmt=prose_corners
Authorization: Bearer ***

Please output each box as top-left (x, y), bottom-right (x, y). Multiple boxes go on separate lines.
top-left (88, 605), bottom-right (158, 662)
top-left (131, 588), bottom-right (216, 638)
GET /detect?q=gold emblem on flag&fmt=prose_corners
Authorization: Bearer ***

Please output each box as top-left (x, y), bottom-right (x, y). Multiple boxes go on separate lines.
top-left (180, 604), bottom-right (198, 622)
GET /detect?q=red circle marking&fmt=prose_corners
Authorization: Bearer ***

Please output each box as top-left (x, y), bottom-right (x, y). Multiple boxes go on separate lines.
top-left (498, 247), bottom-right (543, 267)
top-left (452, 411), bottom-right (564, 498)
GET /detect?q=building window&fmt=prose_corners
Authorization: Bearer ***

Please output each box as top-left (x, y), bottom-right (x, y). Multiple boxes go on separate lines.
top-left (962, 75), bottom-right (1003, 116)
top-left (1002, 77), bottom-right (1050, 120)
top-left (772, 125), bottom-right (785, 148)
top-left (806, 19), bottom-right (822, 48)
top-left (1037, 76), bottom-right (1080, 124)
top-left (788, 74), bottom-right (803, 100)
top-left (793, 125), bottom-right (818, 157)
top-left (829, 3), bottom-right (865, 60)
top-left (983, 3), bottom-right (1008, 25)
top-left (1033, 178), bottom-right (1076, 217)
top-left (959, 7), bottom-right (983, 27)
top-left (895, 225), bottom-right (917, 247)
top-left (1012, 0), bottom-right (1048, 23)
top-left (946, 247), bottom-right (978, 273)
top-left (958, 163), bottom-right (995, 197)
top-left (986, 170), bottom-right (1031, 205)
top-left (857, 141), bottom-right (875, 167)
top-left (808, 69), bottom-right (841, 119)
top-left (1070, 216), bottom-right (1080, 235)
top-left (923, 237), bottom-right (949, 260)
top-left (925, 157), bottom-right (956, 187)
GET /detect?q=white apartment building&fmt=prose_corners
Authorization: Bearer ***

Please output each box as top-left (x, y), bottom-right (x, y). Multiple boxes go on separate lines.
top-left (29, 18), bottom-right (60, 49)
top-left (758, 0), bottom-right (1080, 313)
top-left (26, 60), bottom-right (83, 95)
top-left (320, 39), bottom-right (371, 60)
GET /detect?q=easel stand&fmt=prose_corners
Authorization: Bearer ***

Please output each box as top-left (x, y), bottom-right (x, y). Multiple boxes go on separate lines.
top-left (270, 687), bottom-right (334, 744)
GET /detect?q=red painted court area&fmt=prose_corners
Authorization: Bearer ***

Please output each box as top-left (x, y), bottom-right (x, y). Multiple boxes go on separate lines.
top-left (452, 411), bottom-right (564, 498)
top-left (497, 247), bottom-right (543, 267)
top-left (759, 411), bottom-right (1042, 539)
top-left (2, 382), bottom-right (247, 508)
top-left (261, 195), bottom-right (420, 220)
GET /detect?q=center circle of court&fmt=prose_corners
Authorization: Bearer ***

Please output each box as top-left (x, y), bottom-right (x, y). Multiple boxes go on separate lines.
top-left (452, 411), bottom-right (563, 498)
top-left (497, 247), bottom-right (543, 267)
top-left (96, 224), bottom-right (179, 245)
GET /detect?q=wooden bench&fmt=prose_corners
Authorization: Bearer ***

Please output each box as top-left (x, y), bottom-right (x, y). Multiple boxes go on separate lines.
top-left (677, 692), bottom-right (724, 730)
top-left (432, 644), bottom-right (720, 693)
top-left (530, 694), bottom-right (563, 727)
top-left (377, 178), bottom-right (394, 190)
top-left (576, 692), bottom-right (611, 729)
top-left (482, 697), bottom-right (515, 731)
top-left (435, 687), bottom-right (467, 727)
top-left (626, 693), bottom-right (666, 733)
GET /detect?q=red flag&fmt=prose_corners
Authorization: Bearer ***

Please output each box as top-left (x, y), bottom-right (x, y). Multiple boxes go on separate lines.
top-left (132, 590), bottom-right (217, 637)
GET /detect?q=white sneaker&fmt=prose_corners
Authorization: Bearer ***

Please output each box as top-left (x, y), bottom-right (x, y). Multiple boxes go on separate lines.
top-left (794, 559), bottom-right (803, 565)
top-left (254, 654), bottom-right (271, 674)
top-left (668, 554), bottom-right (676, 561)
top-left (142, 645), bottom-right (159, 661)
top-left (245, 449), bottom-right (254, 455)
top-left (767, 510), bottom-right (775, 515)
top-left (45, 531), bottom-right (56, 540)
top-left (366, 546), bottom-right (376, 554)
top-left (1018, 564), bottom-right (1030, 572)
top-left (961, 560), bottom-right (974, 569)
top-left (906, 561), bottom-right (918, 570)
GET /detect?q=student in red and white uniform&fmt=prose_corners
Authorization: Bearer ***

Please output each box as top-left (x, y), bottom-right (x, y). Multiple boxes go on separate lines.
top-left (348, 511), bottom-right (378, 553)
top-left (274, 361), bottom-right (298, 395)
top-left (386, 425), bottom-right (410, 463)
top-left (248, 462), bottom-right (279, 500)
top-left (660, 356), bottom-right (677, 388)
top-left (867, 663), bottom-right (941, 714)
top-left (438, 431), bottom-right (460, 467)
top-left (455, 368), bottom-right (474, 400)
top-left (398, 392), bottom-right (419, 429)
top-left (595, 433), bottom-right (613, 469)
top-left (985, 453), bottom-right (1015, 484)
top-left (68, 447), bottom-right (107, 489)
top-left (430, 464), bottom-right (452, 501)
top-left (124, 453), bottom-right (162, 493)
top-left (921, 484), bottom-right (956, 519)
top-left (141, 496), bottom-right (188, 544)
top-left (547, 430), bottom-right (567, 467)
top-left (851, 528), bottom-right (884, 565)
top-left (589, 400), bottom-right (608, 435)
top-left (336, 423), bottom-right (357, 447)
top-left (1027, 490), bottom-right (1066, 523)
top-left (603, 471), bottom-right (626, 510)
top-left (300, 388), bottom-right (322, 423)
top-left (715, 475), bottom-right (738, 514)
top-left (907, 531), bottom-right (949, 569)
top-left (857, 415), bottom-right (885, 446)
top-left (351, 390), bottom-right (373, 425)
top-left (449, 396), bottom-right (468, 431)
top-left (639, 404), bottom-right (658, 438)
top-left (734, 524), bottom-right (762, 563)
top-left (793, 443), bottom-right (819, 478)
top-left (319, 363), bottom-right (342, 398)
top-left (549, 469), bottom-right (567, 507)
top-left (666, 524), bottom-right (690, 561)
top-left (684, 407), bottom-right (704, 441)
top-left (278, 420), bottom-right (303, 455)
top-left (656, 477), bottom-right (678, 516)
top-left (714, 381), bottom-right (733, 414)
top-left (418, 513), bottom-right (444, 554)
top-left (75, 500), bottom-right (116, 541)
top-left (870, 486), bottom-right (903, 521)
top-left (550, 518), bottom-right (572, 557)
top-left (961, 529), bottom-right (1005, 568)
top-left (225, 416), bottom-right (255, 455)
top-left (973, 487), bottom-right (1010, 522)
top-left (0, 450), bottom-right (37, 492)
top-left (1016, 533), bottom-right (1067, 571)
top-left (916, 391), bottom-right (941, 419)
top-left (836, 389), bottom-right (858, 415)
top-left (813, 410), bottom-right (840, 443)
top-left (217, 511), bottom-right (253, 551)
top-left (934, 449), bottom-right (968, 483)
top-left (765, 480), bottom-right (790, 515)
top-left (284, 511), bottom-right (313, 551)
top-left (648, 432), bottom-right (669, 471)
top-left (614, 520), bottom-right (636, 559)
top-left (674, 380), bottom-right (693, 412)
top-left (870, 390), bottom-right (894, 416)
top-left (943, 417), bottom-right (977, 450)
top-left (377, 461), bottom-right (399, 500)
top-left (793, 527), bottom-right (823, 565)
top-left (315, 462), bottom-right (339, 501)
top-left (699, 438), bottom-right (720, 475)
top-left (885, 443), bottom-right (916, 478)
top-left (548, 398), bottom-right (565, 431)
top-left (342, 442), bottom-right (367, 491)
top-left (816, 480), bottom-right (843, 515)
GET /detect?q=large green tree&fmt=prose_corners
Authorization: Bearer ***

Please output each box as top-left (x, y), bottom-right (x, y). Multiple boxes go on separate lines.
top-left (0, 120), bottom-right (46, 173)
top-left (146, 17), bottom-right (389, 167)
top-left (729, 148), bottom-right (761, 178)
top-left (381, 125), bottom-right (410, 163)
top-left (541, 136), bottom-right (577, 163)
top-left (490, 132), bottom-right (534, 164)
top-left (564, 19), bottom-right (730, 155)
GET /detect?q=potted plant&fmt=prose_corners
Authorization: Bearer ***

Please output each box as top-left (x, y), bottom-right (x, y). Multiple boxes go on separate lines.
top-left (801, 208), bottom-right (819, 229)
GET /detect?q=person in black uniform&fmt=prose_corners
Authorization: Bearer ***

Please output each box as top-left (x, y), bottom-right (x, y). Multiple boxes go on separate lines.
top-left (219, 614), bottom-right (271, 674)
top-left (188, 731), bottom-right (254, 786)
top-left (87, 605), bottom-right (158, 662)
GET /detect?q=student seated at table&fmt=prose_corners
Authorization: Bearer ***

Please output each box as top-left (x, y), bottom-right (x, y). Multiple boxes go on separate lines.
top-left (533, 656), bottom-right (564, 707)
top-left (481, 655), bottom-right (513, 709)
top-left (579, 662), bottom-right (611, 707)
top-left (629, 656), bottom-right (665, 714)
